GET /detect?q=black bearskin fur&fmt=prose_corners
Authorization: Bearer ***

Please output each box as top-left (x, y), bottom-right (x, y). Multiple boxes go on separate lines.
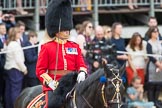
top-left (45, 0), bottom-right (73, 38)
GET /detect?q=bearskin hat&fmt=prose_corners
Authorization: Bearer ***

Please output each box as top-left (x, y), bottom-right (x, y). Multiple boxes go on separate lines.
top-left (45, 0), bottom-right (73, 38)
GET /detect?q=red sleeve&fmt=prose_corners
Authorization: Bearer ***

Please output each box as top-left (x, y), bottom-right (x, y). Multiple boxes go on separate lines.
top-left (76, 45), bottom-right (87, 72)
top-left (36, 44), bottom-right (49, 83)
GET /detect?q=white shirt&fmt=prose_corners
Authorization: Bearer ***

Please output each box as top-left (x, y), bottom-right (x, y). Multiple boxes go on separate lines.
top-left (4, 41), bottom-right (27, 73)
top-left (76, 34), bottom-right (86, 56)
top-left (148, 40), bottom-right (162, 61)
top-left (126, 45), bottom-right (147, 69)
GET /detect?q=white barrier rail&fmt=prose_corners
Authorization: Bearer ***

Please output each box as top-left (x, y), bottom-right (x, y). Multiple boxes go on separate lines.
top-left (0, 44), bottom-right (162, 58)
top-left (0, 44), bottom-right (39, 54)
top-left (117, 51), bottom-right (162, 58)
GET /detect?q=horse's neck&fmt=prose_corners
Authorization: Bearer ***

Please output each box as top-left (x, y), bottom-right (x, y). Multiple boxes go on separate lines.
top-left (80, 81), bottom-right (104, 107)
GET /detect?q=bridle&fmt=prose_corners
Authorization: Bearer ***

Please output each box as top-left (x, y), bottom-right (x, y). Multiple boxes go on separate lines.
top-left (101, 67), bottom-right (123, 108)
top-left (79, 66), bottom-right (123, 108)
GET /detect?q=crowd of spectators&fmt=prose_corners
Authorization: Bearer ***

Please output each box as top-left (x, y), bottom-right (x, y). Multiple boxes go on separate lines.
top-left (0, 12), bottom-right (39, 108)
top-left (0, 1), bottom-right (161, 108)
top-left (69, 16), bottom-right (162, 108)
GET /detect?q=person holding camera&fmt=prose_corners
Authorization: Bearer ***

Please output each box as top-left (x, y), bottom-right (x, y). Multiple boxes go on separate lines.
top-left (91, 25), bottom-right (106, 71)
top-left (89, 25), bottom-right (114, 72)
top-left (0, 13), bottom-right (16, 32)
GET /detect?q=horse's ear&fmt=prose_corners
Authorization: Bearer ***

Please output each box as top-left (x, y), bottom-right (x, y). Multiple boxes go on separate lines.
top-left (103, 63), bottom-right (113, 77)
top-left (103, 61), bottom-right (109, 76)
top-left (103, 60), bottom-right (107, 71)
top-left (101, 59), bottom-right (107, 68)
top-left (119, 63), bottom-right (126, 76)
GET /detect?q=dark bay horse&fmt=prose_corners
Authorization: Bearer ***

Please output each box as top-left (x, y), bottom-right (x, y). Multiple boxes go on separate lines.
top-left (14, 64), bottom-right (125, 108)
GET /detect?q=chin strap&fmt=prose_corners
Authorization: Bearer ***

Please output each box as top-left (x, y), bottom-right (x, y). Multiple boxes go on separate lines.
top-left (53, 18), bottom-right (62, 81)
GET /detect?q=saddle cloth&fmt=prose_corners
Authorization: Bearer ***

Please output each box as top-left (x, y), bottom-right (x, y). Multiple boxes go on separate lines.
top-left (27, 93), bottom-right (46, 108)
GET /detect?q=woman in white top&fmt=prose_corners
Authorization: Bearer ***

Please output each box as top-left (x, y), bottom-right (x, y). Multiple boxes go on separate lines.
top-left (4, 27), bottom-right (27, 108)
top-left (76, 20), bottom-right (93, 74)
top-left (126, 32), bottom-right (147, 85)
top-left (76, 20), bottom-right (93, 56)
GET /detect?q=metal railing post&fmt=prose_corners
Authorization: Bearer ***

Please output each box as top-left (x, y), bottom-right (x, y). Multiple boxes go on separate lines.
top-left (34, 0), bottom-right (40, 32)
top-left (149, 0), bottom-right (155, 17)
top-left (93, 0), bottom-right (99, 27)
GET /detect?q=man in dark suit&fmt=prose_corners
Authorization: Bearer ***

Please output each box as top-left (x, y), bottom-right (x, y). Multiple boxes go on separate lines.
top-left (0, 23), bottom-right (7, 107)
top-left (16, 21), bottom-right (28, 47)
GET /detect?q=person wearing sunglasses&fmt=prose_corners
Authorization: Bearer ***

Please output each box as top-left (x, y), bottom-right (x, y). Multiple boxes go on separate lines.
top-left (146, 26), bottom-right (162, 108)
top-left (103, 25), bottom-right (112, 41)
top-left (145, 17), bottom-right (162, 42)
top-left (76, 20), bottom-right (93, 74)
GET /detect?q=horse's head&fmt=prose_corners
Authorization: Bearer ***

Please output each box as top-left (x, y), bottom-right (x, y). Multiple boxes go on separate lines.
top-left (100, 62), bottom-right (125, 108)
top-left (104, 62), bottom-right (125, 77)
top-left (74, 62), bottom-right (125, 108)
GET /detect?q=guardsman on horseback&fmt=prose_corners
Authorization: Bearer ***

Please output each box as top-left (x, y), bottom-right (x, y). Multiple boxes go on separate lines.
top-left (36, 0), bottom-right (87, 107)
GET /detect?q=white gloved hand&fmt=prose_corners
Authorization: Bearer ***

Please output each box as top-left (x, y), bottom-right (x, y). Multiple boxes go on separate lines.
top-left (77, 71), bottom-right (86, 83)
top-left (48, 80), bottom-right (58, 90)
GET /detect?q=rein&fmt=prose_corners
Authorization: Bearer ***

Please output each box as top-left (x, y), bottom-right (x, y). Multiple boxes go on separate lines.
top-left (81, 95), bottom-right (93, 108)
top-left (80, 85), bottom-right (108, 108)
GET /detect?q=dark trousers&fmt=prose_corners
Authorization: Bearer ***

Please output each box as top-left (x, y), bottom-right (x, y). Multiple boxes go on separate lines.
top-left (0, 68), bottom-right (5, 107)
top-left (147, 84), bottom-right (161, 102)
top-left (5, 68), bottom-right (24, 108)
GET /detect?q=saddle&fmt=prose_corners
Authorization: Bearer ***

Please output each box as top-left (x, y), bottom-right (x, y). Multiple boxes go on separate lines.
top-left (27, 72), bottom-right (78, 108)
top-left (27, 88), bottom-right (76, 108)
top-left (27, 93), bottom-right (46, 108)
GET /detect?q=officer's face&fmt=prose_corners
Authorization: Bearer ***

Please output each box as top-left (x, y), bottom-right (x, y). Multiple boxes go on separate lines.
top-left (56, 31), bottom-right (70, 40)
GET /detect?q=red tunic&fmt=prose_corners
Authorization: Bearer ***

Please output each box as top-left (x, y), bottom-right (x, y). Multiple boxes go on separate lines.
top-left (36, 40), bottom-right (87, 91)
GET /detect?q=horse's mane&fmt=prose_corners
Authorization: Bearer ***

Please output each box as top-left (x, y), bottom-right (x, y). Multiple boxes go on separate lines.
top-left (51, 72), bottom-right (78, 108)
top-left (76, 68), bottom-right (105, 94)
